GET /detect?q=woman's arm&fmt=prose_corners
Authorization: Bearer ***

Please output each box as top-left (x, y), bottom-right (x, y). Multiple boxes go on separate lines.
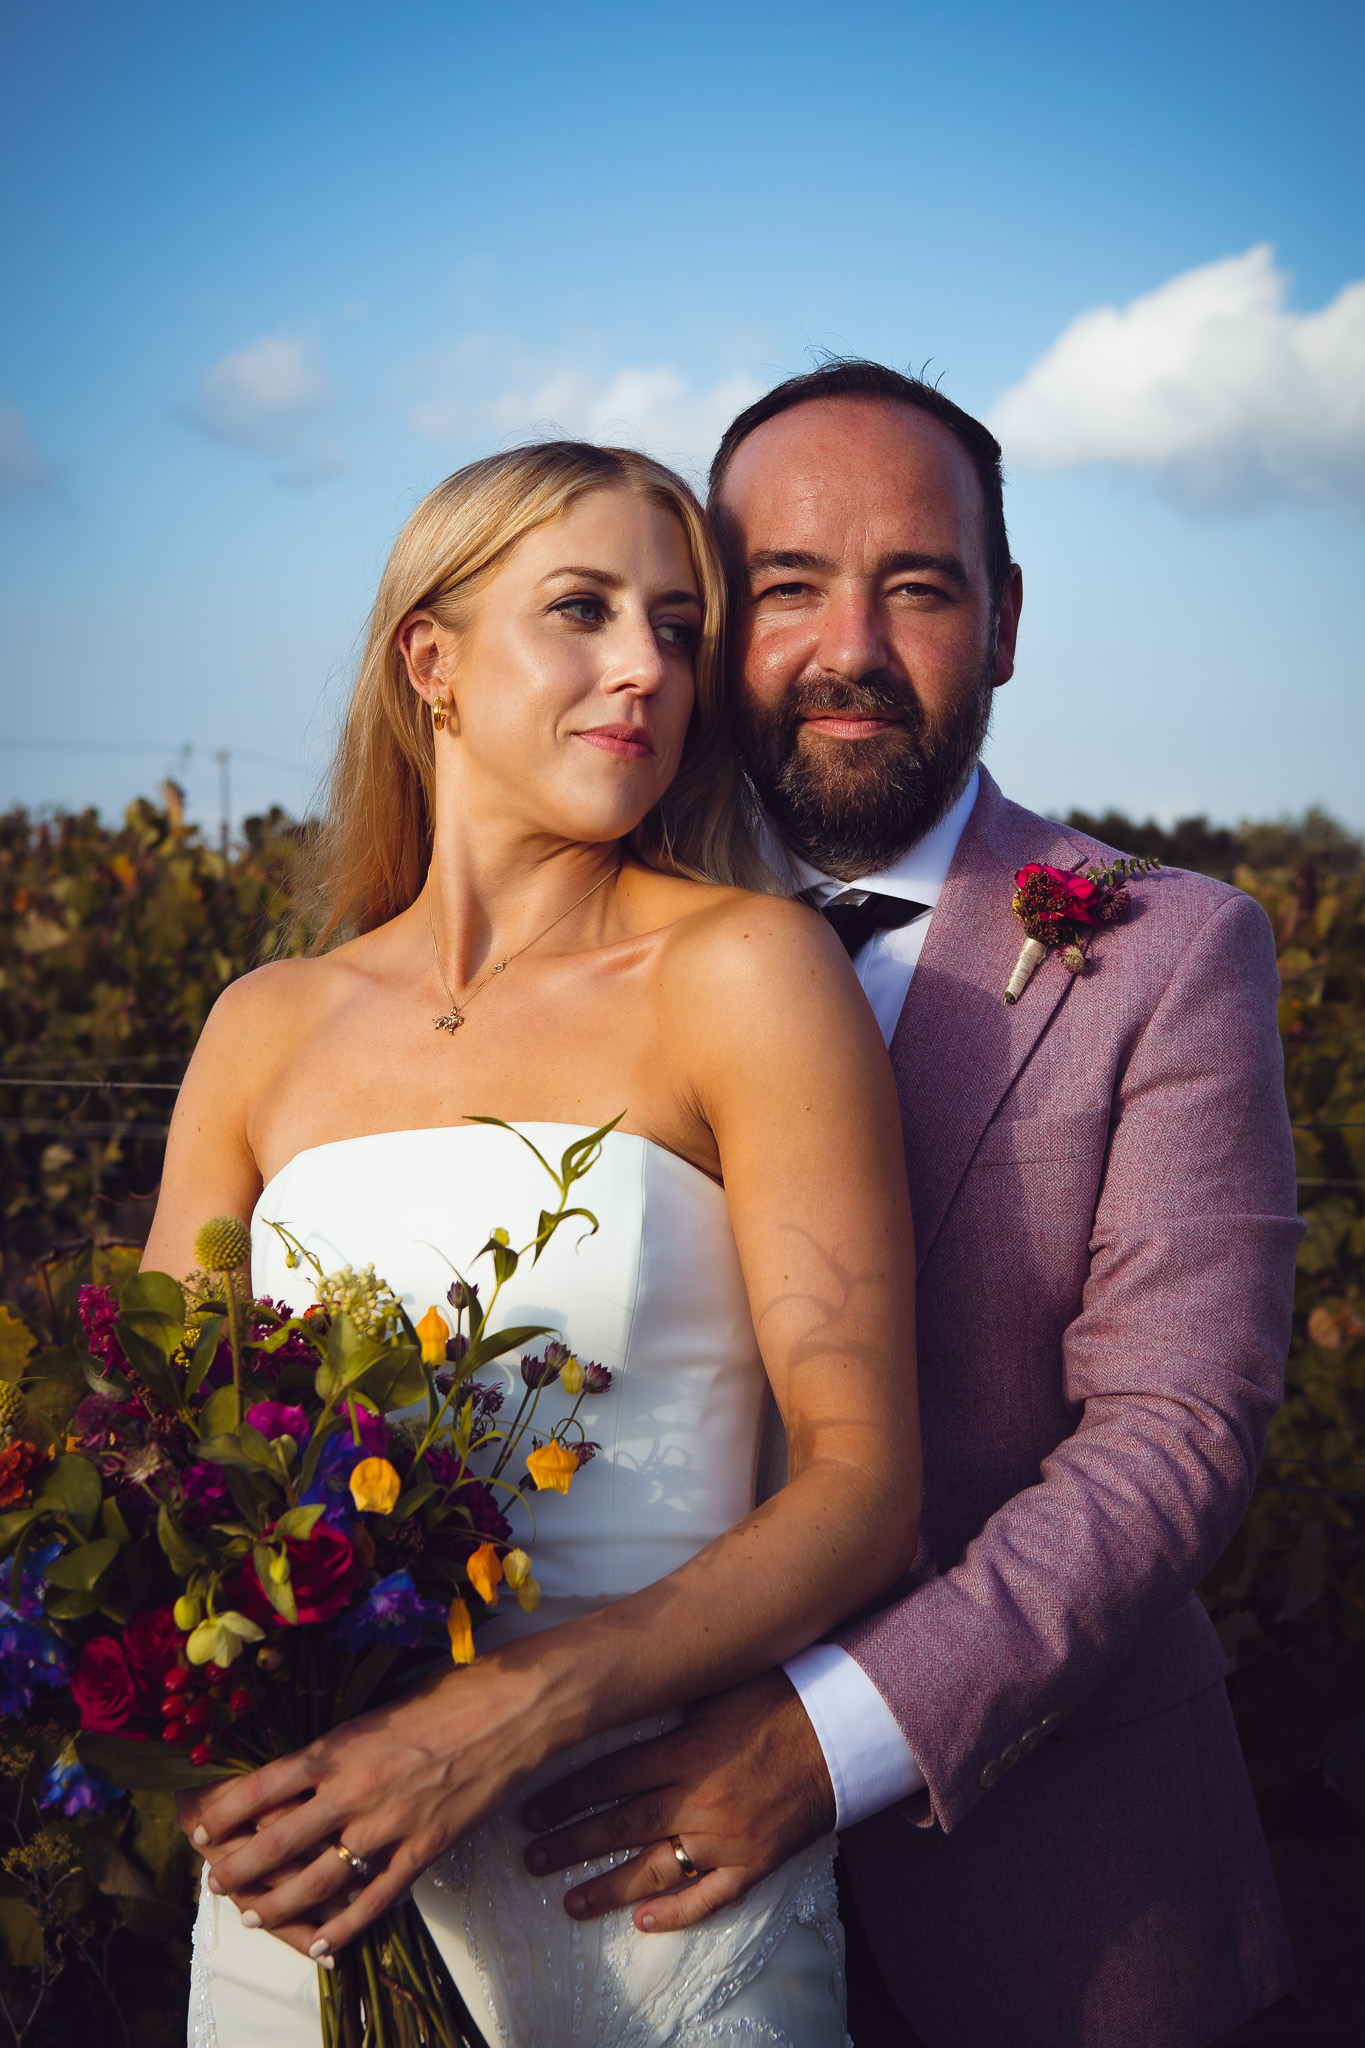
top-left (188, 897), bottom-right (919, 1956)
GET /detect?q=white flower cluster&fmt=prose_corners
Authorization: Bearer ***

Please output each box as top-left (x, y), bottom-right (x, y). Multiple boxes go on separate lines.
top-left (317, 1263), bottom-right (404, 1340)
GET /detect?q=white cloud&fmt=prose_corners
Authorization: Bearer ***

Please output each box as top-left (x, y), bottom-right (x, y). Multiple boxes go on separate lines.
top-left (184, 334), bottom-right (332, 456)
top-left (0, 408), bottom-right (55, 496)
top-left (411, 342), bottom-right (762, 483)
top-left (991, 246), bottom-right (1365, 515)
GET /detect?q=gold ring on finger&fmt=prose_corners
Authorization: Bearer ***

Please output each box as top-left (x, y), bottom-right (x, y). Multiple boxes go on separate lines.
top-left (334, 1841), bottom-right (373, 1879)
top-left (669, 1835), bottom-right (700, 1880)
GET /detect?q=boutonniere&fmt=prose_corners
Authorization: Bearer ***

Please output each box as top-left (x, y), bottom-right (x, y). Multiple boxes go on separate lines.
top-left (1003, 856), bottom-right (1160, 1005)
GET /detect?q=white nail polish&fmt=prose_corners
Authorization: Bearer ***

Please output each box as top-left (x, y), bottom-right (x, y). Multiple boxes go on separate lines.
top-left (319, 1955), bottom-right (335, 1972)
top-left (241, 1910), bottom-right (262, 1930)
top-left (192, 1825), bottom-right (210, 1848)
top-left (309, 1938), bottom-right (330, 1959)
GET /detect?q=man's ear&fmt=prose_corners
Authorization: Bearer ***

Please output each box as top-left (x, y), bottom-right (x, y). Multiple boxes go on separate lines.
top-left (993, 564), bottom-right (1024, 689)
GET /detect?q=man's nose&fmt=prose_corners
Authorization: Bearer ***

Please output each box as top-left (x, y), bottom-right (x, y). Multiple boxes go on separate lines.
top-left (814, 588), bottom-right (893, 679)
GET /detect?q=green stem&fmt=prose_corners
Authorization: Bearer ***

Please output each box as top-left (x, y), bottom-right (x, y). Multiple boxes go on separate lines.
top-left (222, 1270), bottom-right (245, 1430)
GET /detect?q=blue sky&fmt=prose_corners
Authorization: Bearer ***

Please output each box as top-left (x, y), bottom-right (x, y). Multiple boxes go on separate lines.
top-left (2, 0), bottom-right (1362, 833)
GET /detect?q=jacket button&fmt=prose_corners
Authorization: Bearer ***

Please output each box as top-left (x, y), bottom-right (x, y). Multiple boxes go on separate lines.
top-left (1040, 1712), bottom-right (1060, 1735)
top-left (1000, 1742), bottom-right (1021, 1771)
top-left (1018, 1726), bottom-right (1042, 1755)
top-left (979, 1760), bottom-right (1002, 1790)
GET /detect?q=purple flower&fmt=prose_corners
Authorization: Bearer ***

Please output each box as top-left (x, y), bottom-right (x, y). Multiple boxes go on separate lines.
top-left (247, 1401), bottom-right (310, 1447)
top-left (521, 1345), bottom-right (567, 1390)
top-left (39, 1751), bottom-right (120, 1818)
top-left (329, 1570), bottom-right (446, 1653)
top-left (181, 1458), bottom-right (233, 1535)
top-left (78, 1284), bottom-right (123, 1373)
top-left (582, 1361), bottom-right (613, 1394)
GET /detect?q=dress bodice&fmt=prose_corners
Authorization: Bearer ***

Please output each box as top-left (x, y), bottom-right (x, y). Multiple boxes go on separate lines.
top-left (250, 1122), bottom-right (769, 1614)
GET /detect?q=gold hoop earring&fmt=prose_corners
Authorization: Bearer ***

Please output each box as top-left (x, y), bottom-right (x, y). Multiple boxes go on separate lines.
top-left (432, 697), bottom-right (447, 732)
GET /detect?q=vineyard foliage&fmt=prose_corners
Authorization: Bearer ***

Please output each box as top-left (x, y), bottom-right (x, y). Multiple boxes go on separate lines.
top-left (0, 789), bottom-right (1362, 2043)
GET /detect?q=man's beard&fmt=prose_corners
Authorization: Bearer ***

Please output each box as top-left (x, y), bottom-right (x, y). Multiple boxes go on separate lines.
top-left (735, 657), bottom-right (996, 881)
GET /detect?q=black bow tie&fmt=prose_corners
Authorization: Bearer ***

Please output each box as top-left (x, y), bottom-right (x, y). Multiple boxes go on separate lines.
top-left (806, 888), bottom-right (931, 960)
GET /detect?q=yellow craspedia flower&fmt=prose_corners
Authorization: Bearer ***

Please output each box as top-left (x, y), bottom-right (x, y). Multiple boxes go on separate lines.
top-left (193, 1216), bottom-right (252, 1273)
top-left (415, 1305), bottom-right (449, 1367)
top-left (0, 1382), bottom-right (26, 1449)
top-left (525, 1439), bottom-right (579, 1495)
top-left (466, 1542), bottom-right (503, 1608)
top-left (349, 1457), bottom-right (402, 1515)
top-left (447, 1597), bottom-right (475, 1665)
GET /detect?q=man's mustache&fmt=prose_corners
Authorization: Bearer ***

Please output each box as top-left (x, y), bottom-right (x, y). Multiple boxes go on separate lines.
top-left (783, 672), bottom-right (924, 727)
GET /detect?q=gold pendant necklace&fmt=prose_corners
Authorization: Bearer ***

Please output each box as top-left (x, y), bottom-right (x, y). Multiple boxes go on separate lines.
top-left (426, 863), bottom-right (617, 1034)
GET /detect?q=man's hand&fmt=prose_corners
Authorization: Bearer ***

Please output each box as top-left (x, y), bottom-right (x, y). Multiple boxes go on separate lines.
top-left (520, 1668), bottom-right (835, 1933)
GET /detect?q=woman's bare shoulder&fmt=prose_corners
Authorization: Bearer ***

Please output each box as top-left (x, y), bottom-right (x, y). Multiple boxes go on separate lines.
top-left (188, 947), bottom-right (363, 1081)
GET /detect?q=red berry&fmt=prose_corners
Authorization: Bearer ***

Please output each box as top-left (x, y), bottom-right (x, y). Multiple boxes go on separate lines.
top-left (228, 1690), bottom-right (251, 1713)
top-left (207, 1661), bottom-right (230, 1678)
top-left (182, 1700), bottom-right (212, 1730)
top-left (164, 1667), bottom-right (191, 1693)
top-left (189, 1744), bottom-right (212, 1767)
top-left (163, 1719), bottom-right (186, 1744)
top-left (160, 1696), bottom-right (184, 1718)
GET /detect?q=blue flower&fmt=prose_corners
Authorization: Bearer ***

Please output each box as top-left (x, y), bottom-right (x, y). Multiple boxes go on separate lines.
top-left (302, 1414), bottom-right (391, 1532)
top-left (329, 1571), bottom-right (446, 1654)
top-left (39, 1748), bottom-right (120, 1818)
top-left (0, 1545), bottom-right (73, 1716)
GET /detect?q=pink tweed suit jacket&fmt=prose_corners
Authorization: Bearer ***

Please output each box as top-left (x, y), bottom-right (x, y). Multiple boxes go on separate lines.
top-left (837, 770), bottom-right (1299, 2048)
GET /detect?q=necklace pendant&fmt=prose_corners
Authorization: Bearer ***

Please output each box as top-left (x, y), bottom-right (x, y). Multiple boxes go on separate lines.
top-left (434, 1009), bottom-right (465, 1034)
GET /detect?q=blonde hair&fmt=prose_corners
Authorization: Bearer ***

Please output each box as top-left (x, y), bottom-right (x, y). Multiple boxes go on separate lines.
top-left (304, 442), bottom-right (773, 948)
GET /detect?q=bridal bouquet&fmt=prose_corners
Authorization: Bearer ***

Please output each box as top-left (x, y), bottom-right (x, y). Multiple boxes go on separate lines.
top-left (0, 1119), bottom-right (617, 2048)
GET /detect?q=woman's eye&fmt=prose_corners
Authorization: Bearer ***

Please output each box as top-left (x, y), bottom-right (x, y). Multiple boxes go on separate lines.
top-left (657, 620), bottom-right (698, 652)
top-left (554, 597), bottom-right (606, 624)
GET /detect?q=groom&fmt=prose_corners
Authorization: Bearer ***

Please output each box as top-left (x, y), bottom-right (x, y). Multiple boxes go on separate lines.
top-left (523, 362), bottom-right (1301, 2046)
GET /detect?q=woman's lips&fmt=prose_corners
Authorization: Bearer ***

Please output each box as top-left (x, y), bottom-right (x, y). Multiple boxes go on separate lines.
top-left (804, 714), bottom-right (902, 740)
top-left (576, 725), bottom-right (654, 759)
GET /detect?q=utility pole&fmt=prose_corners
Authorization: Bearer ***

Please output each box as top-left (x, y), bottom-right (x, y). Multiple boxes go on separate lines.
top-left (216, 750), bottom-right (230, 856)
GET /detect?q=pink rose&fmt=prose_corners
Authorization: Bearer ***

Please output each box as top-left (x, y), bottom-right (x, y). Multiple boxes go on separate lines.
top-left (241, 1519), bottom-right (363, 1626)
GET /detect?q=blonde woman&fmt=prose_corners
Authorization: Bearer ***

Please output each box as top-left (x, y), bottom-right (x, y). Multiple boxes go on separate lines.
top-left (149, 443), bottom-right (919, 2046)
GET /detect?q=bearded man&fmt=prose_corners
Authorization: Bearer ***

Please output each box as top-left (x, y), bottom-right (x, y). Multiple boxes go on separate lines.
top-left (523, 361), bottom-right (1299, 2048)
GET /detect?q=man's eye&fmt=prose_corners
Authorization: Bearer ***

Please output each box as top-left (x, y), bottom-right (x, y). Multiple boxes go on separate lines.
top-left (756, 582), bottom-right (809, 601)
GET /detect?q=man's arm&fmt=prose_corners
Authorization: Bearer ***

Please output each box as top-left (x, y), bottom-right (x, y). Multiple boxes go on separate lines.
top-left (841, 887), bottom-right (1299, 1831)
top-left (523, 887), bottom-right (1299, 1925)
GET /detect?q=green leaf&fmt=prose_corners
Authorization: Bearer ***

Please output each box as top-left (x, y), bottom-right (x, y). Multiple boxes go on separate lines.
top-left (34, 1453), bottom-right (101, 1535)
top-left (531, 1205), bottom-right (598, 1264)
top-left (0, 1304), bottom-right (37, 1385)
top-left (119, 1268), bottom-right (186, 1329)
top-left (272, 1503), bottom-right (324, 1541)
top-left (76, 1733), bottom-right (237, 1791)
top-left (45, 1535), bottom-right (120, 1589)
top-left (115, 1323), bottom-right (181, 1408)
top-left (462, 1324), bottom-right (554, 1374)
top-left (81, 1349), bottom-right (131, 1398)
top-left (335, 1645), bottom-right (398, 1723)
top-left (195, 1433), bottom-right (260, 1470)
top-left (45, 1586), bottom-right (101, 1618)
top-left (185, 1316), bottom-right (225, 1398)
top-left (157, 1501), bottom-right (207, 1574)
top-left (199, 1383), bottom-right (241, 1437)
top-left (237, 1421), bottom-right (276, 1469)
top-left (0, 1896), bottom-right (42, 1970)
top-left (101, 1495), bottom-right (133, 1545)
top-left (0, 1507), bottom-right (39, 1554)
top-left (363, 1351), bottom-right (427, 1413)
top-left (390, 1482), bottom-right (438, 1521)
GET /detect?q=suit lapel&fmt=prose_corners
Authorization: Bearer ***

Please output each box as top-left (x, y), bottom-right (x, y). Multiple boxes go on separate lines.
top-left (890, 769), bottom-right (1090, 1270)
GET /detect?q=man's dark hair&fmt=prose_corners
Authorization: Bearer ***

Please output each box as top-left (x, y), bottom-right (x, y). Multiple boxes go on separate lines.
top-left (707, 358), bottom-right (1012, 606)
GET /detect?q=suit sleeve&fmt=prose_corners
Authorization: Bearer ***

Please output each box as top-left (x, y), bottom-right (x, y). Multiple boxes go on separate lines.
top-left (835, 889), bottom-right (1301, 1832)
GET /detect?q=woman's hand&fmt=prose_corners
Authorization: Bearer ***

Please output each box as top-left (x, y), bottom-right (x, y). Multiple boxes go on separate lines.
top-left (185, 1656), bottom-right (550, 1960)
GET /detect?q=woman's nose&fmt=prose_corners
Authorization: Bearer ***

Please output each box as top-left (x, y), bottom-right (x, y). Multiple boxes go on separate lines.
top-left (603, 613), bottom-right (670, 694)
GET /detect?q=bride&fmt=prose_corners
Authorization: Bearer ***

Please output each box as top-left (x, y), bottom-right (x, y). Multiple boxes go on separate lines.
top-left (144, 441), bottom-right (919, 2047)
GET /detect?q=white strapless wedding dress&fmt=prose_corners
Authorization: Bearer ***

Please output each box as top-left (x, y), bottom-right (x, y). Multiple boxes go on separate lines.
top-left (190, 1123), bottom-right (846, 2048)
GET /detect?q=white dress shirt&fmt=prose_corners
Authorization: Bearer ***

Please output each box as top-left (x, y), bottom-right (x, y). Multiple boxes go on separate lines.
top-left (781, 768), bottom-right (980, 1828)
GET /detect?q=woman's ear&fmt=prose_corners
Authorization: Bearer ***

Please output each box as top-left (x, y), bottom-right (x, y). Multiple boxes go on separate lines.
top-left (398, 611), bottom-right (443, 700)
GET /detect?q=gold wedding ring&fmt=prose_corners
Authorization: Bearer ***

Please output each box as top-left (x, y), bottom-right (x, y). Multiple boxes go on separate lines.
top-left (334, 1842), bottom-right (372, 1878)
top-left (669, 1835), bottom-right (700, 1880)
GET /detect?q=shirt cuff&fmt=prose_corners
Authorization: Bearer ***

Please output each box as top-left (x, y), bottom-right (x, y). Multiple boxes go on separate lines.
top-left (782, 1643), bottom-right (926, 1830)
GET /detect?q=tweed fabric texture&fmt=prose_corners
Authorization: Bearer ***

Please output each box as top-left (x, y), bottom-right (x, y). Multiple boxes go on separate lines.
top-left (836, 770), bottom-right (1297, 2044)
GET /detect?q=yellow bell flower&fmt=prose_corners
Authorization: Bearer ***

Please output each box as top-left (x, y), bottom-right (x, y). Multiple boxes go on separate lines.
top-left (415, 1305), bottom-right (449, 1367)
top-left (186, 1611), bottom-right (264, 1667)
top-left (447, 1597), bottom-right (475, 1665)
top-left (467, 1542), bottom-right (503, 1607)
top-left (502, 1548), bottom-right (532, 1588)
top-left (525, 1440), bottom-right (579, 1495)
top-left (349, 1457), bottom-right (402, 1515)
top-left (513, 1572), bottom-right (541, 1615)
top-left (558, 1355), bottom-right (585, 1396)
